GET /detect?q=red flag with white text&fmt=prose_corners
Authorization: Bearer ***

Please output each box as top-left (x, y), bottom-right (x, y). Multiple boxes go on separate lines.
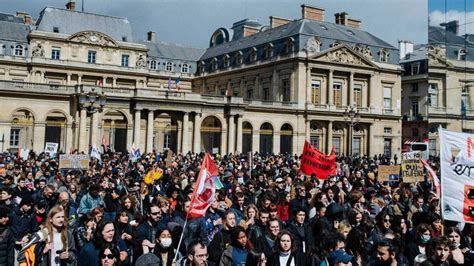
top-left (188, 153), bottom-right (219, 219)
top-left (300, 140), bottom-right (336, 179)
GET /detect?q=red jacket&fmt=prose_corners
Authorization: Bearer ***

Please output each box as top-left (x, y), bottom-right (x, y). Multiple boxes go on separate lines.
top-left (277, 204), bottom-right (289, 222)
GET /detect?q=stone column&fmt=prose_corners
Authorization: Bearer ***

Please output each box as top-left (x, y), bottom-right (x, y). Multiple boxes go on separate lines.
top-left (236, 115), bottom-right (243, 154)
top-left (90, 112), bottom-right (99, 147)
top-left (362, 80), bottom-right (368, 108)
top-left (133, 109), bottom-right (141, 147)
top-left (33, 122), bottom-right (46, 153)
top-left (66, 74), bottom-right (71, 86)
top-left (177, 121), bottom-right (182, 153)
top-left (146, 109), bottom-right (154, 153)
top-left (65, 123), bottom-right (73, 153)
top-left (112, 77), bottom-right (117, 88)
top-left (328, 70), bottom-right (334, 106)
top-left (78, 75), bottom-right (83, 85)
top-left (327, 121), bottom-right (333, 154)
top-left (305, 119), bottom-right (310, 140)
top-left (349, 72), bottom-right (354, 106)
top-left (253, 129), bottom-right (260, 153)
top-left (182, 112), bottom-right (189, 153)
top-left (228, 114), bottom-right (235, 153)
top-left (78, 109), bottom-right (87, 152)
top-left (193, 113), bottom-right (201, 153)
top-left (102, 77), bottom-right (107, 87)
top-left (306, 67), bottom-right (311, 103)
top-left (273, 132), bottom-right (281, 154)
top-left (369, 74), bottom-right (374, 111)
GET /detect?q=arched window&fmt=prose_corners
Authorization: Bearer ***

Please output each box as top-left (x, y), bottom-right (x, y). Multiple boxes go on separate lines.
top-left (250, 47), bottom-right (257, 62)
top-left (211, 58), bottom-right (218, 71)
top-left (14, 44), bottom-right (23, 56)
top-left (379, 49), bottom-right (390, 63)
top-left (223, 54), bottom-right (230, 67)
top-left (150, 60), bottom-right (157, 70)
top-left (330, 41), bottom-right (341, 48)
top-left (265, 43), bottom-right (273, 59)
top-left (235, 51), bottom-right (243, 65)
top-left (181, 63), bottom-right (189, 73)
top-left (165, 62), bottom-right (173, 72)
top-left (283, 38), bottom-right (295, 54)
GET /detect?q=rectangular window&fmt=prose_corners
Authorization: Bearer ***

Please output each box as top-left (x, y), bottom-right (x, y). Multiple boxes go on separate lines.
top-left (164, 134), bottom-right (170, 150)
top-left (384, 127), bottom-right (392, 134)
top-left (87, 50), bottom-right (96, 64)
top-left (332, 137), bottom-right (341, 155)
top-left (412, 101), bottom-right (419, 117)
top-left (383, 138), bottom-right (392, 158)
top-left (121, 54), bottom-right (129, 67)
top-left (429, 139), bottom-right (436, 156)
top-left (411, 63), bottom-right (420, 75)
top-left (263, 87), bottom-right (270, 101)
top-left (51, 48), bottom-right (60, 60)
top-left (310, 136), bottom-right (320, 150)
top-left (311, 80), bottom-right (321, 105)
top-left (462, 86), bottom-right (470, 111)
top-left (282, 79), bottom-right (290, 102)
top-left (352, 137), bottom-right (361, 156)
top-left (412, 83), bottom-right (418, 92)
top-left (246, 87), bottom-right (253, 99)
top-left (428, 83), bottom-right (438, 107)
top-left (383, 86), bottom-right (392, 110)
top-left (354, 84), bottom-right (362, 107)
top-left (10, 129), bottom-right (20, 146)
top-left (333, 83), bottom-right (342, 106)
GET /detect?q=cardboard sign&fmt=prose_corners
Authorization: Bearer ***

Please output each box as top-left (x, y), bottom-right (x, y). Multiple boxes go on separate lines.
top-left (401, 158), bottom-right (424, 183)
top-left (378, 165), bottom-right (400, 182)
top-left (44, 142), bottom-right (58, 157)
top-left (402, 151), bottom-right (421, 160)
top-left (59, 154), bottom-right (90, 169)
top-left (165, 150), bottom-right (174, 168)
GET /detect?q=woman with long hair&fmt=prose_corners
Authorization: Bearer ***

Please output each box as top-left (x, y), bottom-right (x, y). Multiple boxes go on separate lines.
top-left (245, 250), bottom-right (267, 266)
top-left (99, 243), bottom-right (120, 266)
top-left (78, 220), bottom-right (128, 266)
top-left (405, 223), bottom-right (432, 265)
top-left (219, 226), bottom-right (252, 266)
top-left (269, 231), bottom-right (305, 266)
top-left (276, 192), bottom-right (290, 222)
top-left (37, 205), bottom-right (76, 266)
top-left (345, 227), bottom-right (368, 266)
top-left (120, 195), bottom-right (138, 223)
top-left (74, 213), bottom-right (96, 252)
top-left (239, 204), bottom-right (259, 230)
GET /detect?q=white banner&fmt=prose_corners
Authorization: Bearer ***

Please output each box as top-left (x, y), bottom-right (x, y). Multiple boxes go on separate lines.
top-left (44, 142), bottom-right (58, 157)
top-left (440, 128), bottom-right (474, 223)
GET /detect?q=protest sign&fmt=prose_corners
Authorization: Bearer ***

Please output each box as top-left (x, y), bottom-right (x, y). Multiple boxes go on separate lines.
top-left (59, 154), bottom-right (90, 169)
top-left (300, 140), bottom-right (336, 179)
top-left (44, 142), bottom-right (58, 157)
top-left (401, 158), bottom-right (424, 183)
top-left (378, 165), bottom-right (400, 182)
top-left (165, 150), bottom-right (174, 168)
top-left (440, 129), bottom-right (474, 223)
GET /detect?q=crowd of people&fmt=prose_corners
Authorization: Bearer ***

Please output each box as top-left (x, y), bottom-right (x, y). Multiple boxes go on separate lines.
top-left (0, 149), bottom-right (469, 266)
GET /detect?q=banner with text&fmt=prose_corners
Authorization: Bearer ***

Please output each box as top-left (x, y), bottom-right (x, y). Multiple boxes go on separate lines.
top-left (59, 154), bottom-right (90, 169)
top-left (44, 142), bottom-right (58, 157)
top-left (300, 140), bottom-right (336, 179)
top-left (378, 165), bottom-right (400, 182)
top-left (440, 128), bottom-right (474, 223)
top-left (401, 158), bottom-right (424, 183)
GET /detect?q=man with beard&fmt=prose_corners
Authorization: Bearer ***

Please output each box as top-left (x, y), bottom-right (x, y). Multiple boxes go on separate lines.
top-left (208, 210), bottom-right (236, 264)
top-left (136, 202), bottom-right (166, 256)
top-left (255, 219), bottom-right (280, 258)
top-left (247, 209), bottom-right (269, 246)
top-left (367, 239), bottom-right (406, 266)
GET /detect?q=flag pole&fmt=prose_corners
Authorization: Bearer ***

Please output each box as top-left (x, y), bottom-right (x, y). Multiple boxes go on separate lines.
top-left (174, 210), bottom-right (190, 261)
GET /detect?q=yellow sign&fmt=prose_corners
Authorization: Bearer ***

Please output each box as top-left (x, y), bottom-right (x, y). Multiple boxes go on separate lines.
top-left (401, 159), bottom-right (424, 183)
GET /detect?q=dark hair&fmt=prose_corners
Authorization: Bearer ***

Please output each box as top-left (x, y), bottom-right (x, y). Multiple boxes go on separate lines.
top-left (273, 230), bottom-right (296, 253)
top-left (245, 250), bottom-right (265, 265)
top-left (428, 236), bottom-right (452, 257)
top-left (345, 227), bottom-right (367, 262)
top-left (377, 239), bottom-right (397, 255)
top-left (99, 243), bottom-right (119, 263)
top-left (230, 226), bottom-right (247, 248)
top-left (187, 240), bottom-right (206, 256)
top-left (81, 213), bottom-right (95, 226)
top-left (415, 223), bottom-right (432, 245)
top-left (93, 220), bottom-right (119, 247)
top-left (146, 202), bottom-right (160, 215)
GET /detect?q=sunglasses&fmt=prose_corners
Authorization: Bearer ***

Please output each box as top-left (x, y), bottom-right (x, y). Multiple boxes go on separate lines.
top-left (101, 254), bottom-right (114, 259)
top-left (150, 212), bottom-right (161, 216)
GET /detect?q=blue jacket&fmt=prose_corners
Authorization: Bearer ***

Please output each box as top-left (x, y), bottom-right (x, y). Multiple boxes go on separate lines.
top-left (78, 193), bottom-right (104, 215)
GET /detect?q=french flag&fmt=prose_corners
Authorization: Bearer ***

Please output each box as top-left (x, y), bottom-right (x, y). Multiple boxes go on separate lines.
top-left (175, 77), bottom-right (181, 91)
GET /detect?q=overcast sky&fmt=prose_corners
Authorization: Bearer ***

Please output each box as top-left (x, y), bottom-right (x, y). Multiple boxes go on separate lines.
top-left (1, 0), bottom-right (427, 48)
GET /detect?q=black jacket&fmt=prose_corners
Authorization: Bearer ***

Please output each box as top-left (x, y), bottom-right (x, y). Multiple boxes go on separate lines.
top-left (269, 251), bottom-right (305, 266)
top-left (286, 220), bottom-right (314, 254)
top-left (208, 228), bottom-right (231, 264)
top-left (0, 225), bottom-right (14, 266)
top-left (8, 207), bottom-right (38, 241)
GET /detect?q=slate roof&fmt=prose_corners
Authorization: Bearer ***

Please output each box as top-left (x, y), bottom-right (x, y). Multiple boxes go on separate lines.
top-left (0, 20), bottom-right (31, 42)
top-left (143, 41), bottom-right (205, 61)
top-left (200, 18), bottom-right (396, 60)
top-left (400, 45), bottom-right (427, 63)
top-left (0, 13), bottom-right (24, 23)
top-left (35, 7), bottom-right (133, 42)
top-left (429, 26), bottom-right (465, 46)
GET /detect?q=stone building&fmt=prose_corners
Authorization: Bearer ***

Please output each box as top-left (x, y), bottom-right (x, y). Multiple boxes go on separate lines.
top-left (0, 2), bottom-right (402, 157)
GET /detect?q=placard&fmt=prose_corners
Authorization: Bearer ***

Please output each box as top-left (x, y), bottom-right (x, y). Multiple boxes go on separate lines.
top-left (44, 142), bottom-right (58, 157)
top-left (59, 154), bottom-right (90, 169)
top-left (165, 150), bottom-right (174, 168)
top-left (378, 165), bottom-right (400, 182)
top-left (401, 158), bottom-right (424, 183)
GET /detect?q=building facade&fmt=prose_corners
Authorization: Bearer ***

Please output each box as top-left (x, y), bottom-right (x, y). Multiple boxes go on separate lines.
top-left (0, 2), bottom-right (402, 157)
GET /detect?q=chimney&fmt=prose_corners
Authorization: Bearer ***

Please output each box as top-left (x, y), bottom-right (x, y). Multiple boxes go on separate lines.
top-left (270, 16), bottom-right (292, 28)
top-left (335, 12), bottom-right (348, 25)
top-left (301, 4), bottom-right (325, 21)
top-left (347, 18), bottom-right (361, 28)
top-left (147, 31), bottom-right (156, 42)
top-left (440, 20), bottom-right (459, 35)
top-left (16, 11), bottom-right (28, 18)
top-left (66, 0), bottom-right (76, 11)
top-left (399, 40), bottom-right (413, 60)
top-left (243, 25), bottom-right (259, 37)
top-left (23, 15), bottom-right (32, 25)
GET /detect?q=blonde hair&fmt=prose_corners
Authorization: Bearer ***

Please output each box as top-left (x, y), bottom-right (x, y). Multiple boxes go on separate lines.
top-left (337, 220), bottom-right (352, 234)
top-left (45, 205), bottom-right (68, 249)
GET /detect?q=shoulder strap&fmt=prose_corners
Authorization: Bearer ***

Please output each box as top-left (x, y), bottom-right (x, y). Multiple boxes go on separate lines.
top-left (287, 254), bottom-right (294, 266)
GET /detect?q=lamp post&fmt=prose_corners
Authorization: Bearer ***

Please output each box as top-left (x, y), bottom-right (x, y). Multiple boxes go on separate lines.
top-left (78, 88), bottom-right (106, 114)
top-left (343, 104), bottom-right (360, 157)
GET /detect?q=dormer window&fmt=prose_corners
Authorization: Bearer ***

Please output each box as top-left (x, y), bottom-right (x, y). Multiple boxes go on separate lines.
top-left (53, 27), bottom-right (59, 33)
top-left (235, 51), bottom-right (243, 65)
top-left (283, 37), bottom-right (295, 54)
top-left (250, 47), bottom-right (257, 62)
top-left (165, 61), bottom-right (173, 72)
top-left (458, 48), bottom-right (467, 61)
top-left (150, 60), bottom-right (157, 70)
top-left (14, 44), bottom-right (23, 56)
top-left (181, 63), bottom-right (189, 73)
top-left (265, 43), bottom-right (274, 59)
top-left (379, 49), bottom-right (389, 63)
top-left (211, 58), bottom-right (218, 71)
top-left (199, 61), bottom-right (206, 73)
top-left (223, 54), bottom-right (230, 67)
top-left (330, 41), bottom-right (342, 48)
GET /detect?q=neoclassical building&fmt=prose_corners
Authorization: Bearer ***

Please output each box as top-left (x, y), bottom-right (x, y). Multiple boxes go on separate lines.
top-left (0, 2), bottom-right (402, 157)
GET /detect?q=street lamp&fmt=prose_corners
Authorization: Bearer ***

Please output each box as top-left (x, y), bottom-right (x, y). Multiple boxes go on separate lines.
top-left (343, 104), bottom-right (360, 157)
top-left (78, 88), bottom-right (106, 113)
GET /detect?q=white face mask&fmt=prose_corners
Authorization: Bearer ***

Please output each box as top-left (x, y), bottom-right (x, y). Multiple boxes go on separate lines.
top-left (160, 238), bottom-right (172, 248)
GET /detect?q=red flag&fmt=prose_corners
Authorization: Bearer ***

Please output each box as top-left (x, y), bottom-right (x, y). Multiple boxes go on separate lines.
top-left (188, 153), bottom-right (219, 219)
top-left (300, 140), bottom-right (336, 179)
top-left (420, 158), bottom-right (440, 198)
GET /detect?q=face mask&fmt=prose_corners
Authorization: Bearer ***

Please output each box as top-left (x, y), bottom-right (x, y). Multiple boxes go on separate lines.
top-left (421, 235), bottom-right (431, 243)
top-left (160, 238), bottom-right (172, 248)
